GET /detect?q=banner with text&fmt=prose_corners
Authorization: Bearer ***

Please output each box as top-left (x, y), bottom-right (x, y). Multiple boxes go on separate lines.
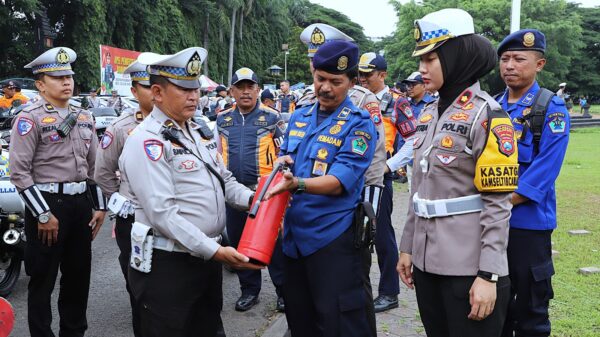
top-left (99, 45), bottom-right (141, 95)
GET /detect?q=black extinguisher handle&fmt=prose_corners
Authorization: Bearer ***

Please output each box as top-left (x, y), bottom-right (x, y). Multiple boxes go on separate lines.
top-left (248, 162), bottom-right (283, 218)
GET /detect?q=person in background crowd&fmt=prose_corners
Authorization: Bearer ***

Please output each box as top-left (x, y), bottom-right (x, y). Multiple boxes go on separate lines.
top-left (402, 72), bottom-right (436, 119)
top-left (0, 80), bottom-right (29, 109)
top-left (276, 80), bottom-right (296, 113)
top-left (260, 89), bottom-right (277, 110)
top-left (358, 51), bottom-right (416, 313)
top-left (88, 88), bottom-right (101, 108)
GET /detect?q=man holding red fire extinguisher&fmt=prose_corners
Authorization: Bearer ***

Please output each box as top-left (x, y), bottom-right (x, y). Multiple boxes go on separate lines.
top-left (265, 40), bottom-right (377, 337)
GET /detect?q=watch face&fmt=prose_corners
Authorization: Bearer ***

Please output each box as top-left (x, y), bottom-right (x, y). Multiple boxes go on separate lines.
top-left (39, 214), bottom-right (50, 223)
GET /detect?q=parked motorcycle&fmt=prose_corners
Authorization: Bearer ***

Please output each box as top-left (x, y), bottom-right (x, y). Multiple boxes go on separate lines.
top-left (0, 146), bottom-right (25, 297)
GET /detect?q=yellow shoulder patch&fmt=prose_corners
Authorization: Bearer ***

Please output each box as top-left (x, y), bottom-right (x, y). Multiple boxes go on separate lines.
top-left (474, 110), bottom-right (518, 192)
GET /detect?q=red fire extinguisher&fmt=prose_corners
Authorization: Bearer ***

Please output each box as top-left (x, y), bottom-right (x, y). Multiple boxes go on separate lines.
top-left (237, 163), bottom-right (290, 265)
top-left (0, 297), bottom-right (14, 337)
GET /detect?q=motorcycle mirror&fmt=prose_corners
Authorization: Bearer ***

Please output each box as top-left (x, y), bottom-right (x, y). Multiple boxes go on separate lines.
top-left (10, 100), bottom-right (21, 108)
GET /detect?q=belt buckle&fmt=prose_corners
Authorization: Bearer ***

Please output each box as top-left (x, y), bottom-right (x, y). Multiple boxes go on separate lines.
top-left (419, 201), bottom-right (431, 219)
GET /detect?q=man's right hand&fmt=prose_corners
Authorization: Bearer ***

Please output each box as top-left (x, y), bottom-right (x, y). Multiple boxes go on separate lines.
top-left (38, 214), bottom-right (59, 247)
top-left (213, 246), bottom-right (264, 270)
top-left (397, 252), bottom-right (414, 289)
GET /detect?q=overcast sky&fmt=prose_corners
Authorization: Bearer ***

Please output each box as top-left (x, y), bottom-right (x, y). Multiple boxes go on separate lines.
top-left (309, 0), bottom-right (600, 37)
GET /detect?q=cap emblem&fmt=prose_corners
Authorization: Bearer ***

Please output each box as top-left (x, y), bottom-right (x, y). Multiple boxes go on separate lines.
top-left (414, 26), bottom-right (421, 41)
top-left (238, 68), bottom-right (252, 76)
top-left (56, 49), bottom-right (70, 64)
top-left (311, 27), bottom-right (326, 46)
top-left (186, 52), bottom-right (202, 76)
top-left (523, 32), bottom-right (535, 47)
top-left (337, 56), bottom-right (348, 71)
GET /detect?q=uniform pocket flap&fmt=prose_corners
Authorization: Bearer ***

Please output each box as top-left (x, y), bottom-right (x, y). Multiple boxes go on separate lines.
top-left (285, 139), bottom-right (301, 153)
top-left (309, 145), bottom-right (336, 163)
top-left (338, 288), bottom-right (365, 312)
top-left (531, 261), bottom-right (555, 282)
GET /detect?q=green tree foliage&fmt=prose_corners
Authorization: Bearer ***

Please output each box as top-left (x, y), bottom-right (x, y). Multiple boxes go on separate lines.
top-left (0, 0), bottom-right (40, 78)
top-left (568, 5), bottom-right (600, 97)
top-left (386, 0), bottom-right (584, 94)
top-left (270, 0), bottom-right (374, 85)
top-left (1, 0), bottom-right (363, 91)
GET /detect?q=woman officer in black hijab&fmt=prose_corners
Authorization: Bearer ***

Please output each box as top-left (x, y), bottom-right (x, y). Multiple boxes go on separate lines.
top-left (397, 8), bottom-right (518, 337)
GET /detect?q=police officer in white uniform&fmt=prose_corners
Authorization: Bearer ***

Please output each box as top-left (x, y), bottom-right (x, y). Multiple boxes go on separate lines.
top-left (119, 47), bottom-right (261, 337)
top-left (9, 47), bottom-right (107, 337)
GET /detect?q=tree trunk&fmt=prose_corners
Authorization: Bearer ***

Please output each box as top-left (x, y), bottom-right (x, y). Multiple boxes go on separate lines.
top-left (239, 11), bottom-right (244, 40)
top-left (203, 12), bottom-right (209, 76)
top-left (227, 7), bottom-right (237, 86)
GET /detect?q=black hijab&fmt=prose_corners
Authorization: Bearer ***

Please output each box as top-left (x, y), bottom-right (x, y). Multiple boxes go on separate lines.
top-left (436, 34), bottom-right (497, 115)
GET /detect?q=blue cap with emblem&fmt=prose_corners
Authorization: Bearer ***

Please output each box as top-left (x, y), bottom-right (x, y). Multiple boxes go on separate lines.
top-left (138, 47), bottom-right (207, 89)
top-left (24, 47), bottom-right (77, 76)
top-left (300, 23), bottom-right (354, 58)
top-left (497, 29), bottom-right (546, 56)
top-left (123, 55), bottom-right (158, 86)
top-left (358, 52), bottom-right (387, 73)
top-left (312, 40), bottom-right (358, 75)
top-left (231, 67), bottom-right (258, 85)
top-left (412, 8), bottom-right (474, 57)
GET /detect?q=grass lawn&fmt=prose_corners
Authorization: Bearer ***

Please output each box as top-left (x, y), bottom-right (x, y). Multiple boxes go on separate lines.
top-left (551, 127), bottom-right (600, 336)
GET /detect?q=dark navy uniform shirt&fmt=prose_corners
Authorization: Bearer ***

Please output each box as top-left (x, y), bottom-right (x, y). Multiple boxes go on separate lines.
top-left (217, 101), bottom-right (284, 185)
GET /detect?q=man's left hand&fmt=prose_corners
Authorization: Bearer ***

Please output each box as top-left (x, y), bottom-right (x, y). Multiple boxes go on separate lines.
top-left (468, 277), bottom-right (497, 321)
top-left (89, 211), bottom-right (107, 240)
top-left (264, 171), bottom-right (296, 200)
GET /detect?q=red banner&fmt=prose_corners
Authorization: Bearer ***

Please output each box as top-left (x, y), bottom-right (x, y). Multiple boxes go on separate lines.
top-left (99, 45), bottom-right (141, 95)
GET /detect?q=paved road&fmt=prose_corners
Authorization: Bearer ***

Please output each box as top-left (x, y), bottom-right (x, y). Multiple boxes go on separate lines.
top-left (7, 182), bottom-right (423, 337)
top-left (8, 217), bottom-right (280, 337)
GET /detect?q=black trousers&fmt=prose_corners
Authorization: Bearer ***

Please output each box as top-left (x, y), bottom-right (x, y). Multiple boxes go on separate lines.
top-left (24, 192), bottom-right (93, 337)
top-left (128, 249), bottom-right (223, 337)
top-left (413, 267), bottom-right (510, 337)
top-left (225, 205), bottom-right (284, 297)
top-left (374, 178), bottom-right (400, 296)
top-left (115, 215), bottom-right (141, 337)
top-left (502, 228), bottom-right (554, 337)
top-left (283, 227), bottom-right (375, 337)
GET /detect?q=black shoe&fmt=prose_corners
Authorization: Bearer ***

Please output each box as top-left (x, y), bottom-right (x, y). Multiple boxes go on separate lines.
top-left (276, 296), bottom-right (285, 312)
top-left (373, 295), bottom-right (398, 313)
top-left (235, 294), bottom-right (259, 311)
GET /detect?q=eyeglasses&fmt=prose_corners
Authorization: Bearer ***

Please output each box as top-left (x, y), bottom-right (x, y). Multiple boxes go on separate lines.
top-left (358, 71), bottom-right (377, 79)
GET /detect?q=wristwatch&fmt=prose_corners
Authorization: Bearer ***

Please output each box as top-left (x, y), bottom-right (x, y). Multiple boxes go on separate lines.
top-left (477, 270), bottom-right (499, 283)
top-left (294, 177), bottom-right (306, 194)
top-left (38, 212), bottom-right (51, 224)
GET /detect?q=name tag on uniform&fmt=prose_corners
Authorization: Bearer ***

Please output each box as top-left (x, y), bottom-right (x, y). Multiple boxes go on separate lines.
top-left (312, 160), bottom-right (328, 176)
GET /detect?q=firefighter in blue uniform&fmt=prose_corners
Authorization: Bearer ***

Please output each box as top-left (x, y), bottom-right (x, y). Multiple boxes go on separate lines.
top-left (217, 67), bottom-right (286, 312)
top-left (265, 40), bottom-right (377, 337)
top-left (496, 29), bottom-right (570, 337)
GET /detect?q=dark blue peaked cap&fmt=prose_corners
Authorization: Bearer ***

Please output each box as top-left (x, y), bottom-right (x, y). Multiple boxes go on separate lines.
top-left (312, 40), bottom-right (358, 74)
top-left (497, 29), bottom-right (546, 56)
